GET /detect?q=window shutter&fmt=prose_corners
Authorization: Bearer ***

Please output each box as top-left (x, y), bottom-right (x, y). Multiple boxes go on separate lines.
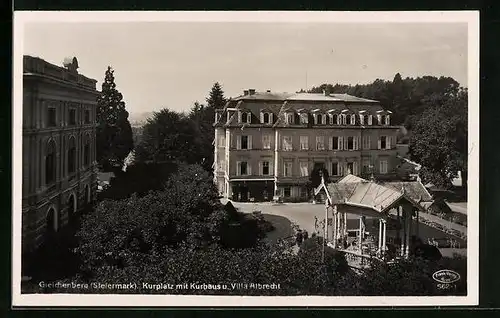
top-left (367, 136), bottom-right (371, 150)
top-left (353, 136), bottom-right (358, 150)
top-left (339, 162), bottom-right (344, 176)
top-left (248, 135), bottom-right (253, 150)
top-left (247, 112), bottom-right (252, 124)
top-left (259, 161), bottom-right (263, 175)
top-left (353, 161), bottom-right (358, 175)
top-left (386, 135), bottom-right (391, 150)
top-left (322, 115), bottom-right (326, 125)
top-left (328, 137), bottom-right (333, 150)
top-left (338, 136), bottom-right (343, 150)
top-left (379, 161), bottom-right (383, 174)
top-left (236, 136), bottom-right (241, 150)
top-left (236, 161), bottom-right (241, 176)
top-left (238, 111), bottom-right (242, 123)
top-left (269, 113), bottom-right (273, 124)
top-left (377, 137), bottom-right (381, 150)
top-left (260, 112), bottom-right (264, 123)
top-left (392, 135), bottom-right (397, 147)
top-left (270, 161), bottom-right (274, 176)
top-left (344, 137), bottom-right (348, 150)
top-left (247, 163), bottom-right (252, 176)
top-left (368, 115), bottom-right (372, 125)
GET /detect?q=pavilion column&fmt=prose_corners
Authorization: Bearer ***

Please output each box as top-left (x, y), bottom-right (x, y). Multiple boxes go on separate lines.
top-left (332, 210), bottom-right (337, 248)
top-left (358, 216), bottom-right (363, 255)
top-left (382, 219), bottom-right (387, 259)
top-left (404, 208), bottom-right (411, 258)
top-left (396, 206), bottom-right (401, 245)
top-left (343, 212), bottom-right (348, 245)
top-left (336, 210), bottom-right (341, 246)
top-left (378, 218), bottom-right (383, 255)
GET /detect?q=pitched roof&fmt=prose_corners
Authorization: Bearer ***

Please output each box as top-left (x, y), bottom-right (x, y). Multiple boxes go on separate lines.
top-left (338, 174), bottom-right (368, 184)
top-left (383, 181), bottom-right (433, 202)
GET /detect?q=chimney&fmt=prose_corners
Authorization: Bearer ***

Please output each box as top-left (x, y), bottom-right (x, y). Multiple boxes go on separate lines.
top-left (243, 90), bottom-right (249, 96)
top-left (249, 89), bottom-right (256, 95)
top-left (266, 89), bottom-right (271, 93)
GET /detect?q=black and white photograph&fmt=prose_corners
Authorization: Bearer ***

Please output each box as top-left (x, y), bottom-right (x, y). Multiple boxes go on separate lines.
top-left (12, 11), bottom-right (479, 307)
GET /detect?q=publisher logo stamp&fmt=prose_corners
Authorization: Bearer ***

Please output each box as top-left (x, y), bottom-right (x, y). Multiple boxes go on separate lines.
top-left (433, 269), bottom-right (460, 290)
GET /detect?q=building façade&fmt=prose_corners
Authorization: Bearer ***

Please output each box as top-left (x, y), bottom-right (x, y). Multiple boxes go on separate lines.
top-left (22, 55), bottom-right (99, 253)
top-left (213, 89), bottom-right (407, 202)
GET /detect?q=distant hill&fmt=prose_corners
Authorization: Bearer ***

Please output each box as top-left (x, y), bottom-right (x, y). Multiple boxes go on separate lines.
top-left (129, 111), bottom-right (155, 126)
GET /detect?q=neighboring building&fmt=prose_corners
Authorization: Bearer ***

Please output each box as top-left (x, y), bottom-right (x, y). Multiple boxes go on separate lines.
top-left (213, 89), bottom-right (402, 202)
top-left (22, 55), bottom-right (99, 253)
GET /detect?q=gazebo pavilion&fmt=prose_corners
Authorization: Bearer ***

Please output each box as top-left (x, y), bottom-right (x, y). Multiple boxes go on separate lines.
top-left (314, 174), bottom-right (431, 266)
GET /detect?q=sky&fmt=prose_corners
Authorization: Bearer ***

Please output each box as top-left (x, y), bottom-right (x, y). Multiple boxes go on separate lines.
top-left (23, 22), bottom-right (468, 115)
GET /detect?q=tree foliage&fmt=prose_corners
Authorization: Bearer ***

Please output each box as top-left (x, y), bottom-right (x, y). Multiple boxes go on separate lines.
top-left (408, 88), bottom-right (468, 188)
top-left (96, 66), bottom-right (134, 171)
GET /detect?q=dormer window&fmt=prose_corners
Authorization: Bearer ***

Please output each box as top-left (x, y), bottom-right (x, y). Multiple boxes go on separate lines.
top-left (329, 114), bottom-right (337, 125)
top-left (368, 115), bottom-right (373, 125)
top-left (285, 112), bottom-right (294, 124)
top-left (342, 114), bottom-right (347, 125)
top-left (240, 111), bottom-right (252, 124)
top-left (300, 113), bottom-right (308, 124)
top-left (260, 112), bottom-right (273, 124)
top-left (385, 115), bottom-right (390, 125)
top-left (359, 114), bottom-right (365, 125)
top-left (314, 113), bottom-right (326, 125)
top-left (350, 114), bottom-right (356, 125)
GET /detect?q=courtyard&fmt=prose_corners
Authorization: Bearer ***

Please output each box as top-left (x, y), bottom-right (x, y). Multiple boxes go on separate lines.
top-left (225, 200), bottom-right (467, 258)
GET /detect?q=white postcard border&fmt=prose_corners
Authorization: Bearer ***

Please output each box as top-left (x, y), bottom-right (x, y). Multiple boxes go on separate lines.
top-left (12, 10), bottom-right (480, 307)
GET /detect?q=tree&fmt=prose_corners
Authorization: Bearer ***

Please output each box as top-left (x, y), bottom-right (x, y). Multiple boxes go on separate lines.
top-left (96, 66), bottom-right (134, 171)
top-left (206, 82), bottom-right (227, 110)
top-left (135, 109), bottom-right (201, 164)
top-left (408, 88), bottom-right (467, 188)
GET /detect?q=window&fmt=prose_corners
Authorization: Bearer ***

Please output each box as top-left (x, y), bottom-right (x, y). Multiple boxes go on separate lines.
top-left (342, 114), bottom-right (347, 125)
top-left (283, 136), bottom-right (293, 151)
top-left (362, 136), bottom-right (371, 149)
top-left (331, 162), bottom-right (339, 176)
top-left (347, 136), bottom-right (354, 150)
top-left (336, 114), bottom-right (342, 125)
top-left (238, 135), bottom-right (251, 150)
top-left (385, 115), bottom-right (390, 125)
top-left (286, 113), bottom-right (294, 124)
top-left (300, 136), bottom-right (308, 150)
top-left (300, 187), bottom-right (308, 198)
top-left (332, 136), bottom-right (339, 150)
top-left (315, 114), bottom-right (326, 125)
top-left (284, 161), bottom-right (293, 177)
top-left (83, 135), bottom-right (90, 166)
top-left (262, 161), bottom-right (270, 175)
top-left (350, 114), bottom-right (356, 125)
top-left (218, 135), bottom-right (226, 147)
top-left (380, 160), bottom-right (388, 174)
top-left (47, 107), bottom-right (57, 127)
top-left (68, 137), bottom-right (76, 174)
top-left (362, 159), bottom-right (371, 174)
top-left (85, 109), bottom-right (90, 124)
top-left (262, 134), bottom-right (271, 149)
top-left (284, 187), bottom-right (291, 198)
top-left (330, 114), bottom-right (337, 125)
top-left (240, 111), bottom-right (251, 124)
top-left (263, 112), bottom-right (269, 124)
top-left (239, 161), bottom-right (248, 175)
top-left (377, 114), bottom-right (382, 125)
top-left (300, 113), bottom-right (308, 124)
top-left (379, 136), bottom-right (390, 150)
top-left (300, 161), bottom-right (309, 177)
top-left (316, 136), bottom-right (325, 150)
top-left (337, 136), bottom-right (344, 150)
top-left (69, 109), bottom-right (77, 125)
top-left (347, 162), bottom-right (354, 174)
top-left (368, 115), bottom-right (373, 125)
top-left (359, 114), bottom-right (365, 125)
top-left (45, 140), bottom-right (56, 185)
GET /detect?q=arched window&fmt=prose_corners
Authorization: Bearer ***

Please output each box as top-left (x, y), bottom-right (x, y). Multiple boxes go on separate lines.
top-left (68, 136), bottom-right (76, 174)
top-left (330, 114), bottom-right (337, 125)
top-left (286, 113), bottom-right (294, 124)
top-left (316, 114), bottom-right (323, 125)
top-left (46, 206), bottom-right (58, 235)
top-left (350, 114), bottom-right (356, 125)
top-left (83, 134), bottom-right (90, 167)
top-left (45, 139), bottom-right (56, 185)
top-left (263, 112), bottom-right (269, 124)
top-left (241, 112), bottom-right (248, 123)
